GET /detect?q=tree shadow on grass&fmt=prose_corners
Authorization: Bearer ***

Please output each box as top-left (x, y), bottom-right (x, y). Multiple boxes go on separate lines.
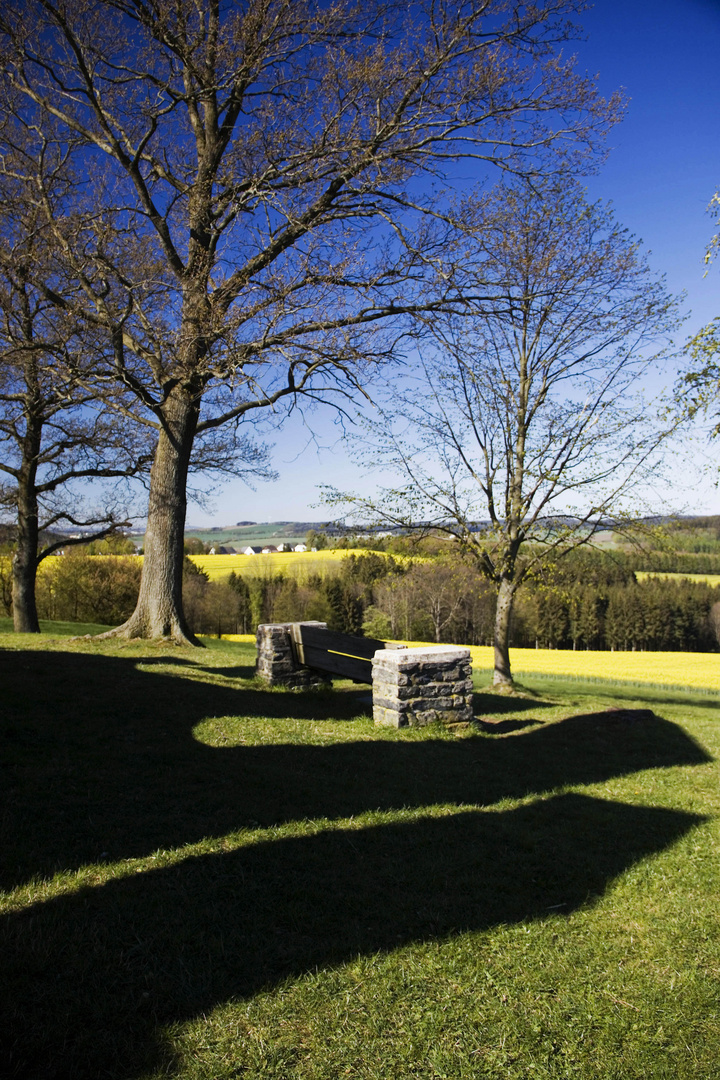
top-left (0, 646), bottom-right (713, 1078)
top-left (472, 688), bottom-right (551, 717)
top-left (476, 716), bottom-right (545, 732)
top-left (0, 794), bottom-right (706, 1079)
top-left (0, 648), bottom-right (711, 894)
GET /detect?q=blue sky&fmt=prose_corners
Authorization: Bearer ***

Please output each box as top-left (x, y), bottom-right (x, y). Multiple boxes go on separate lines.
top-left (189, 0), bottom-right (720, 527)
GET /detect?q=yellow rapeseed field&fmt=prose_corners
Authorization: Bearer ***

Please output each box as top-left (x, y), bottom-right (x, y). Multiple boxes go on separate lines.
top-left (2, 549), bottom-right (365, 584)
top-left (463, 645), bottom-right (720, 692)
top-left (216, 633), bottom-right (720, 692)
top-left (189, 548), bottom-right (390, 581)
top-left (635, 570), bottom-right (720, 586)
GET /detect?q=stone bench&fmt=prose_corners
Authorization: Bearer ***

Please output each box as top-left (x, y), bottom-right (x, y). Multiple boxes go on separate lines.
top-left (256, 622), bottom-right (473, 727)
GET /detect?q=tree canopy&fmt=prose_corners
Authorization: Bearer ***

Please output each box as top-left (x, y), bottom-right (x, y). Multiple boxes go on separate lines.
top-left (0, 0), bottom-right (620, 642)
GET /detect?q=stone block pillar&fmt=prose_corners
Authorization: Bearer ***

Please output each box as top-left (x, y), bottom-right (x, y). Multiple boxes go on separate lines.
top-left (371, 646), bottom-right (474, 728)
top-left (255, 622), bottom-right (330, 688)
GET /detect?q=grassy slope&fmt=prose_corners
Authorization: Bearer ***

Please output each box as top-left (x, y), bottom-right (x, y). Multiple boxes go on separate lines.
top-left (1, 631), bottom-right (719, 1079)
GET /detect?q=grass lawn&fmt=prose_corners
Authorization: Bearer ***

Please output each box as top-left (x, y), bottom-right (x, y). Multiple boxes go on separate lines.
top-left (0, 616), bottom-right (114, 636)
top-left (1, 630), bottom-right (719, 1079)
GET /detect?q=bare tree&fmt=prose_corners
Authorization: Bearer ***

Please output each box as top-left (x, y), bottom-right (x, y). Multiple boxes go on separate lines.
top-left (329, 179), bottom-right (682, 687)
top-left (0, 0), bottom-right (620, 643)
top-left (0, 127), bottom-right (274, 634)
top-left (0, 257), bottom-right (154, 632)
top-left (364, 557), bottom-right (491, 643)
top-left (0, 118), bottom-right (158, 632)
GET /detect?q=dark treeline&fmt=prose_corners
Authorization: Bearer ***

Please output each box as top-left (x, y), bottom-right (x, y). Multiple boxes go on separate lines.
top-left (620, 550), bottom-right (720, 574)
top-left (507, 547), bottom-right (720, 651)
top-left (196, 548), bottom-right (720, 652)
top-left (517, 579), bottom-right (719, 652)
top-left (2, 546), bottom-right (719, 651)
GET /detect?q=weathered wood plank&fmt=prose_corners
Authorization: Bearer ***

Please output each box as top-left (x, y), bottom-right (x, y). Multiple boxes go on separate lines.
top-left (300, 646), bottom-right (373, 682)
top-left (294, 624), bottom-right (387, 661)
top-left (289, 623), bottom-right (403, 683)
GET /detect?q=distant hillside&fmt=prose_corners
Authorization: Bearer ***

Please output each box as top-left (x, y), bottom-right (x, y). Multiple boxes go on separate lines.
top-left (121, 514), bottom-right (720, 556)
top-left (186, 522), bottom-right (335, 548)
top-left (126, 522), bottom-right (338, 551)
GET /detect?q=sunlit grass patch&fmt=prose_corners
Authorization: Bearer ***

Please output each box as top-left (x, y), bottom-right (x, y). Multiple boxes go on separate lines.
top-left (0, 616), bottom-right (114, 636)
top-left (2, 631), bottom-right (719, 1079)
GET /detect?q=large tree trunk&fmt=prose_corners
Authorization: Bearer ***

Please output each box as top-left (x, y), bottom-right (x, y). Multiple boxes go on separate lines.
top-left (493, 577), bottom-right (515, 688)
top-left (12, 486), bottom-right (41, 633)
top-left (99, 387), bottom-right (200, 645)
top-left (12, 423), bottom-right (41, 633)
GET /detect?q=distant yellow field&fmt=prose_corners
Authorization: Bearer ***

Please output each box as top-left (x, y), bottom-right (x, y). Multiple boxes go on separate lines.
top-left (215, 633), bottom-right (720, 692)
top-left (0, 548), bottom-right (403, 585)
top-left (636, 571), bottom-right (720, 586)
top-left (466, 646), bottom-right (720, 692)
top-left (189, 548), bottom-right (389, 581)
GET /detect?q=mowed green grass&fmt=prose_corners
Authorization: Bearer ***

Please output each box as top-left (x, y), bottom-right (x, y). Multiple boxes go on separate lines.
top-left (1, 629), bottom-right (719, 1079)
top-left (0, 615), bottom-right (113, 636)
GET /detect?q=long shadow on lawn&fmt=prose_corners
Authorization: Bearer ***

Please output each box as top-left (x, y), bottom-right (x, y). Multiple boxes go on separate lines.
top-left (1, 795), bottom-right (706, 1079)
top-left (0, 647), bottom-right (712, 1078)
top-left (0, 648), bottom-right (710, 892)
